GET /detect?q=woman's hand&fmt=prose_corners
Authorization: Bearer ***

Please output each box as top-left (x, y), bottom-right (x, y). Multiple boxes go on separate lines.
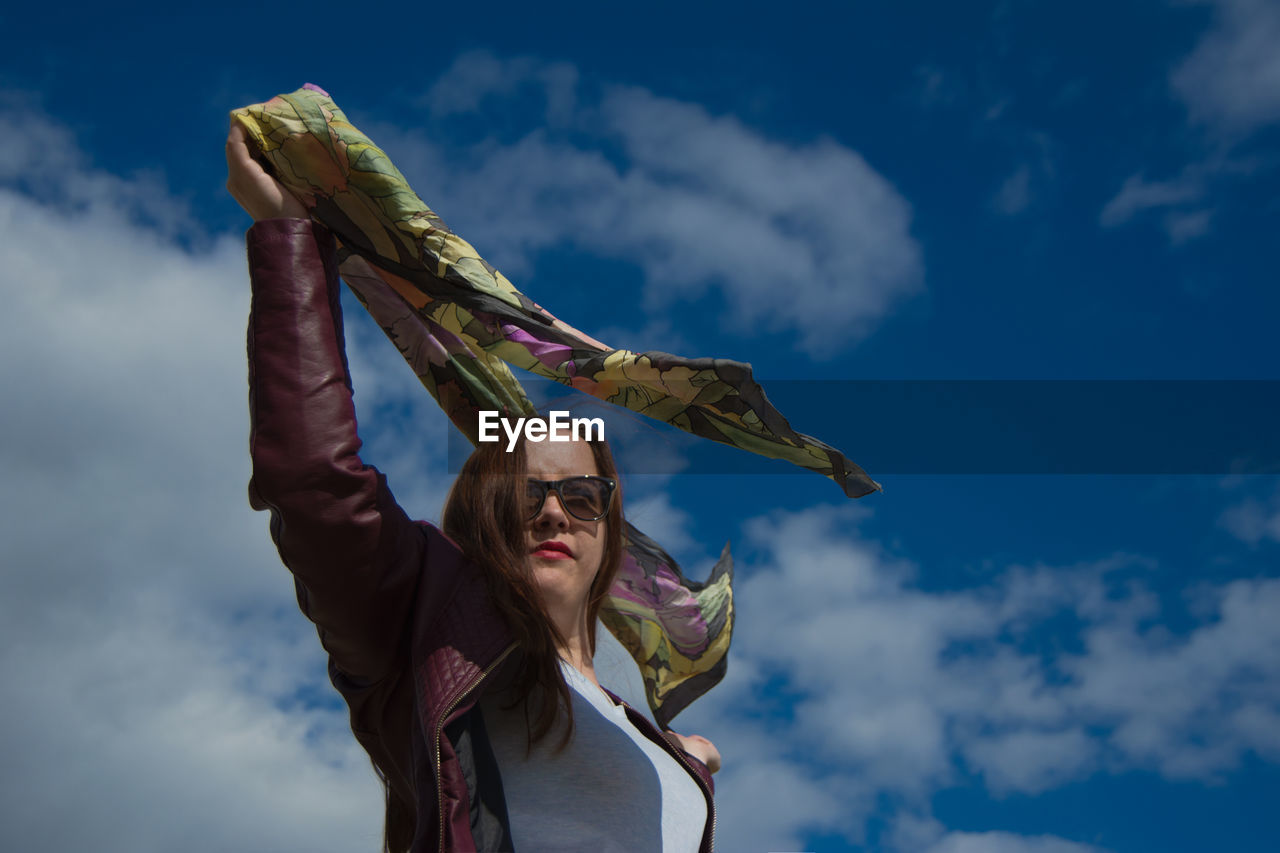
top-left (225, 122), bottom-right (308, 221)
top-left (668, 731), bottom-right (722, 775)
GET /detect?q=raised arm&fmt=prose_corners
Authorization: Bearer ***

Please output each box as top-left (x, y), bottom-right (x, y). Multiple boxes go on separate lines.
top-left (231, 124), bottom-right (423, 683)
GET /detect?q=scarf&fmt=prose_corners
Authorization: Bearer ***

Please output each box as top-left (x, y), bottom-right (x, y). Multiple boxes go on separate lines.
top-left (232, 84), bottom-right (878, 728)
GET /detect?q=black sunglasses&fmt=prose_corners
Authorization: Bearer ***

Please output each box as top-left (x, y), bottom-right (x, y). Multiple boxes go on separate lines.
top-left (525, 476), bottom-right (617, 522)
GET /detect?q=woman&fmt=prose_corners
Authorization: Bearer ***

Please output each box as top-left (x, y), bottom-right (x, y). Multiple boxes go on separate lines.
top-left (227, 123), bottom-right (721, 853)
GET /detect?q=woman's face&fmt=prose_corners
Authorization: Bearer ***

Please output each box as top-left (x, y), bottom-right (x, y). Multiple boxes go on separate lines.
top-left (524, 439), bottom-right (608, 613)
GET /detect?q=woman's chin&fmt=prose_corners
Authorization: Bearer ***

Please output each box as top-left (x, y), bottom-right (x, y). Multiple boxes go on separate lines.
top-left (530, 560), bottom-right (572, 584)
top-left (530, 561), bottom-right (591, 601)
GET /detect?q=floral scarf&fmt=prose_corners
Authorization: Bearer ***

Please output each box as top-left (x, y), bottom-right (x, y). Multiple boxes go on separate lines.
top-left (232, 84), bottom-right (878, 727)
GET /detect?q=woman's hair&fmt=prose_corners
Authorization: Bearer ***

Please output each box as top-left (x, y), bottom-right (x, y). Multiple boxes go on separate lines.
top-left (442, 427), bottom-right (624, 741)
top-left (381, 423), bottom-right (624, 852)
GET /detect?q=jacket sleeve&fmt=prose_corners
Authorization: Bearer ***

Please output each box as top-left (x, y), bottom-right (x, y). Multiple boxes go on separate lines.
top-left (245, 218), bottom-right (424, 683)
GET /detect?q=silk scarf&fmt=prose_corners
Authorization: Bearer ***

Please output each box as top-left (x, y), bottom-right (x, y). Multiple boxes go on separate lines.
top-left (232, 84), bottom-right (879, 727)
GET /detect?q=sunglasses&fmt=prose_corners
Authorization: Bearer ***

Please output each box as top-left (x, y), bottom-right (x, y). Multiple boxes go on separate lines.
top-left (525, 476), bottom-right (617, 522)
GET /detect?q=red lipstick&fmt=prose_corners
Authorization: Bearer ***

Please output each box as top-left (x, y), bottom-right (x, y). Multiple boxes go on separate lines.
top-left (531, 540), bottom-right (573, 559)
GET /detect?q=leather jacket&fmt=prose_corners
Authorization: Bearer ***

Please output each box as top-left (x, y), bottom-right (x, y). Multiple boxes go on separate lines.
top-left (245, 219), bottom-right (716, 852)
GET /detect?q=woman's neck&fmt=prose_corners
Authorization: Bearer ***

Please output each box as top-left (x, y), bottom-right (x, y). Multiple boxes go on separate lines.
top-left (555, 617), bottom-right (599, 687)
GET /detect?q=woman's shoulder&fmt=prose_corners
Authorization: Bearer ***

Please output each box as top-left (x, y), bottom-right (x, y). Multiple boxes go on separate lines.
top-left (411, 521), bottom-right (512, 652)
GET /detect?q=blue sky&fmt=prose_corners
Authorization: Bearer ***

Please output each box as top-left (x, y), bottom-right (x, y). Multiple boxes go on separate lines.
top-left (2, 2), bottom-right (1278, 851)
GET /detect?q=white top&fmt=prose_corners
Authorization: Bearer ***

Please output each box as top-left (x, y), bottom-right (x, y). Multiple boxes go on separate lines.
top-left (479, 660), bottom-right (708, 852)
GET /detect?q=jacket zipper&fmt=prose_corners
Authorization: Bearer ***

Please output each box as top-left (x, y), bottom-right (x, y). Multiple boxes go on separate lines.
top-left (664, 733), bottom-right (717, 852)
top-left (434, 641), bottom-right (518, 853)
top-left (618, 700), bottom-right (718, 853)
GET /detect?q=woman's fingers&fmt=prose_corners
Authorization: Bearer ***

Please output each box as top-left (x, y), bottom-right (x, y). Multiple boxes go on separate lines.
top-left (225, 123), bottom-right (263, 197)
top-left (669, 731), bottom-right (723, 774)
top-left (225, 122), bottom-right (250, 166)
top-left (225, 121), bottom-right (308, 221)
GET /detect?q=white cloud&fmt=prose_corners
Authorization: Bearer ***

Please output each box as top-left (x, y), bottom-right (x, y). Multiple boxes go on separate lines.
top-left (890, 816), bottom-right (1109, 853)
top-left (1098, 171), bottom-right (1205, 228)
top-left (0, 93), bottom-right (197, 240)
top-left (993, 164), bottom-right (1033, 215)
top-left (387, 51), bottom-right (924, 359)
top-left (1164, 208), bottom-right (1215, 244)
top-left (1064, 577), bottom-right (1280, 778)
top-left (913, 65), bottom-right (964, 109)
top-left (924, 830), bottom-right (1105, 853)
top-left (1171, 0), bottom-right (1280, 136)
top-left (714, 758), bottom-right (866, 853)
top-left (1099, 0), bottom-right (1280, 242)
top-left (0, 99), bottom-right (452, 851)
top-left (422, 50), bottom-right (579, 124)
top-left (1219, 488), bottom-right (1280, 545)
top-left (1097, 167), bottom-right (1222, 244)
top-left (0, 604), bottom-right (382, 852)
top-left (624, 490), bottom-right (700, 558)
top-left (674, 504), bottom-right (1280, 849)
top-left (963, 728), bottom-right (1098, 795)
top-left (601, 87), bottom-right (922, 356)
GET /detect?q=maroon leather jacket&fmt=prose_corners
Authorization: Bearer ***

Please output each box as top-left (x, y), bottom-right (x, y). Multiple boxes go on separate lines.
top-left (245, 219), bottom-right (715, 852)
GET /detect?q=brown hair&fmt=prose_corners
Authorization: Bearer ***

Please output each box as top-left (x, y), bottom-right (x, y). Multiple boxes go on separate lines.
top-left (381, 423), bottom-right (624, 852)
